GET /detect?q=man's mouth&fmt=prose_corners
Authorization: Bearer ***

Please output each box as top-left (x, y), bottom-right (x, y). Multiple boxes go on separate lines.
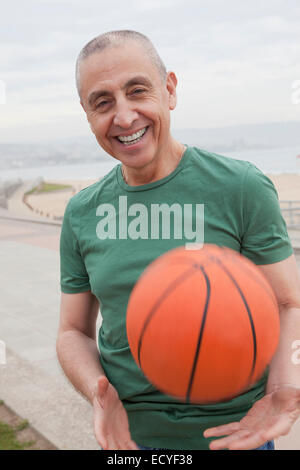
top-left (116, 127), bottom-right (148, 146)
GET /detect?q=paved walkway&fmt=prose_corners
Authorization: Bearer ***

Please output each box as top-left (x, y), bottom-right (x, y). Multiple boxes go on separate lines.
top-left (0, 211), bottom-right (299, 450)
top-left (6, 180), bottom-right (46, 218)
top-left (0, 213), bottom-right (101, 450)
top-left (6, 179), bottom-right (97, 221)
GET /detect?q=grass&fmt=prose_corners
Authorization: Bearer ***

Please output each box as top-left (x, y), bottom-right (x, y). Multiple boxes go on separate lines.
top-left (0, 400), bottom-right (57, 450)
top-left (25, 181), bottom-right (72, 195)
top-left (16, 420), bottom-right (30, 432)
top-left (0, 420), bottom-right (35, 450)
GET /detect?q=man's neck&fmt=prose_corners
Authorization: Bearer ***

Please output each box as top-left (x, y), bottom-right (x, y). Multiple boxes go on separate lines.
top-left (121, 139), bottom-right (186, 186)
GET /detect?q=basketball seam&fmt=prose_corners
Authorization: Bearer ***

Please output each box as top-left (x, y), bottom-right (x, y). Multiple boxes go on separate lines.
top-left (212, 258), bottom-right (257, 385)
top-left (137, 265), bottom-right (197, 368)
top-left (185, 266), bottom-right (211, 403)
top-left (212, 247), bottom-right (278, 309)
top-left (223, 257), bottom-right (278, 310)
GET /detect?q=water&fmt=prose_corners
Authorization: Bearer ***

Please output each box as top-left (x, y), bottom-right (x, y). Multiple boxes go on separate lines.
top-left (0, 159), bottom-right (118, 181)
top-left (222, 146), bottom-right (300, 175)
top-left (0, 146), bottom-right (299, 181)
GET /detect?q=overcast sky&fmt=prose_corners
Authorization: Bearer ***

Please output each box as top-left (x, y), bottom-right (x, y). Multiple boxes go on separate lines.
top-left (0, 0), bottom-right (299, 143)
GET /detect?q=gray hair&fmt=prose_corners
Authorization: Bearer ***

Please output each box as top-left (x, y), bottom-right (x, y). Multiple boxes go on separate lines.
top-left (75, 30), bottom-right (167, 98)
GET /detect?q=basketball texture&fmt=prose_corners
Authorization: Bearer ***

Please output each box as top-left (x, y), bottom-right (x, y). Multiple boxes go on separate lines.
top-left (126, 244), bottom-right (280, 404)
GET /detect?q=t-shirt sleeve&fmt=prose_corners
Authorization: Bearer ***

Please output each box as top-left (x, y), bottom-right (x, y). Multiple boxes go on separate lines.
top-left (60, 198), bottom-right (91, 293)
top-left (240, 163), bottom-right (293, 265)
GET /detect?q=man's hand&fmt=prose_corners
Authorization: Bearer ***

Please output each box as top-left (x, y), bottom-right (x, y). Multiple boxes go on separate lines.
top-left (93, 376), bottom-right (139, 450)
top-left (203, 386), bottom-right (300, 450)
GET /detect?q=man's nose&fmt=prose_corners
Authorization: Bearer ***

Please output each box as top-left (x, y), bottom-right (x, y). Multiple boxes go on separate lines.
top-left (113, 98), bottom-right (139, 128)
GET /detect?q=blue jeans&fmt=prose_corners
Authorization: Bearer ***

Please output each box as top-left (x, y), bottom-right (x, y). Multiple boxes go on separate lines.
top-left (138, 440), bottom-right (275, 450)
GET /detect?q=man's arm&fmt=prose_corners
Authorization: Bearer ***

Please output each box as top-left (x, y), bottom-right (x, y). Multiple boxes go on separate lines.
top-left (259, 254), bottom-right (300, 392)
top-left (204, 254), bottom-right (300, 450)
top-left (56, 291), bottom-right (138, 450)
top-left (56, 291), bottom-right (104, 402)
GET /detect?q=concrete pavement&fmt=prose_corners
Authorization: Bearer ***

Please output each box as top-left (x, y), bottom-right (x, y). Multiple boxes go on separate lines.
top-left (0, 214), bottom-right (101, 450)
top-left (0, 212), bottom-right (299, 450)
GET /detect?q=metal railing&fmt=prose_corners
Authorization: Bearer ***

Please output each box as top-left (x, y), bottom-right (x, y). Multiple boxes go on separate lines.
top-left (280, 201), bottom-right (300, 230)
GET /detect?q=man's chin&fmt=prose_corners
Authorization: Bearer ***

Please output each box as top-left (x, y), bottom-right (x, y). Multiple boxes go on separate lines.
top-left (111, 148), bottom-right (157, 168)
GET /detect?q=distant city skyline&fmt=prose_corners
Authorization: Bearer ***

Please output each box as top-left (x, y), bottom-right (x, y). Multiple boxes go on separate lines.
top-left (0, 0), bottom-right (300, 143)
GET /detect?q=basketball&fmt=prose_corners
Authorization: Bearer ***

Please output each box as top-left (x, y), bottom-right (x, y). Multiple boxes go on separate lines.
top-left (126, 244), bottom-right (280, 404)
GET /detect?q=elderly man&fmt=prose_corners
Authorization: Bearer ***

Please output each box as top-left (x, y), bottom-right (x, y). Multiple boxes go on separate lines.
top-left (57, 30), bottom-right (300, 450)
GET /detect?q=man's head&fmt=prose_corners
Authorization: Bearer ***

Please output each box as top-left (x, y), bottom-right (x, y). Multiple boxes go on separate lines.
top-left (77, 30), bottom-right (178, 171)
top-left (76, 30), bottom-right (167, 98)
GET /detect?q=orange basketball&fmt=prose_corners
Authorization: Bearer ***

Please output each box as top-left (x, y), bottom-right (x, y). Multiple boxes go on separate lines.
top-left (126, 244), bottom-right (280, 404)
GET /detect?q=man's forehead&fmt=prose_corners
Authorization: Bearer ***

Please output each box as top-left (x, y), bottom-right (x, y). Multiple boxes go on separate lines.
top-left (80, 49), bottom-right (162, 103)
top-left (82, 42), bottom-right (160, 78)
top-left (83, 42), bottom-right (153, 73)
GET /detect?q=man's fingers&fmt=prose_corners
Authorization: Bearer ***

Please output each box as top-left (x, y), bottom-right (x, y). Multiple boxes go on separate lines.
top-left (229, 414), bottom-right (293, 449)
top-left (106, 433), bottom-right (119, 450)
top-left (94, 423), bottom-right (108, 450)
top-left (96, 433), bottom-right (108, 450)
top-left (115, 438), bottom-right (139, 450)
top-left (203, 421), bottom-right (241, 438)
top-left (209, 430), bottom-right (251, 450)
top-left (119, 438), bottom-right (139, 450)
top-left (93, 377), bottom-right (138, 451)
top-left (127, 439), bottom-right (139, 450)
top-left (227, 430), bottom-right (270, 450)
top-left (95, 426), bottom-right (126, 450)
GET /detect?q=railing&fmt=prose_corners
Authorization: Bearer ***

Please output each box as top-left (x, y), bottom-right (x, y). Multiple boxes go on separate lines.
top-left (280, 201), bottom-right (300, 229)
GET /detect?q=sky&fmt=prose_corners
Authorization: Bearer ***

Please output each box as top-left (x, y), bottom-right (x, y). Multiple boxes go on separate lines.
top-left (0, 0), bottom-right (300, 143)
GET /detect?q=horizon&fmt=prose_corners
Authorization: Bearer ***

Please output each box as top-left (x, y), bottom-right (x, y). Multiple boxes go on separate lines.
top-left (1, 0), bottom-right (300, 144)
top-left (0, 120), bottom-right (299, 147)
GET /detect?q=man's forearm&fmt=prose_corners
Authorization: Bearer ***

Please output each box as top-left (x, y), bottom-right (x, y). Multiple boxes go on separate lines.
top-left (56, 330), bottom-right (106, 403)
top-left (267, 306), bottom-right (300, 393)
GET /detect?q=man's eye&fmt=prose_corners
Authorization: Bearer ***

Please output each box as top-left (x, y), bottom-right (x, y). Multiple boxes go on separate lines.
top-left (96, 100), bottom-right (109, 109)
top-left (132, 88), bottom-right (145, 95)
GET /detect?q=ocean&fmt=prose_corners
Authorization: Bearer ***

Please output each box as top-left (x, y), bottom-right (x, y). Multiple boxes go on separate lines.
top-left (0, 145), bottom-right (299, 181)
top-left (224, 146), bottom-right (300, 175)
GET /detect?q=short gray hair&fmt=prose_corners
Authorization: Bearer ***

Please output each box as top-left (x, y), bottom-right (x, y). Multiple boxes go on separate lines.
top-left (75, 30), bottom-right (167, 98)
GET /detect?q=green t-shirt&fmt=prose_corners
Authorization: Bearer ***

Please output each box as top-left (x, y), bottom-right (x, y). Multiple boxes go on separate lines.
top-left (60, 146), bottom-right (293, 450)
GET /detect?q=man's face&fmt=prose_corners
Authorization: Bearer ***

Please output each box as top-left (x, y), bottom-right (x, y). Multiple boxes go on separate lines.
top-left (79, 42), bottom-right (177, 170)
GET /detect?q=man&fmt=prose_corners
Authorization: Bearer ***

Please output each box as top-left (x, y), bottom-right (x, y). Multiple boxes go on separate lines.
top-left (57, 30), bottom-right (300, 450)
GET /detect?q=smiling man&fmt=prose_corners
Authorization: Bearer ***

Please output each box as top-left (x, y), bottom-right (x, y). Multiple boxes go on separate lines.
top-left (56, 30), bottom-right (300, 451)
top-left (76, 34), bottom-right (184, 185)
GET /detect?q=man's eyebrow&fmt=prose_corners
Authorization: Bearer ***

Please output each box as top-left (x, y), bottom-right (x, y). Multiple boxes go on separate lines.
top-left (88, 76), bottom-right (152, 107)
top-left (88, 90), bottom-right (110, 107)
top-left (124, 76), bottom-right (152, 89)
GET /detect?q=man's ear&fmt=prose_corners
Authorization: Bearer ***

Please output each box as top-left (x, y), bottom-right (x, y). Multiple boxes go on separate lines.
top-left (166, 71), bottom-right (178, 110)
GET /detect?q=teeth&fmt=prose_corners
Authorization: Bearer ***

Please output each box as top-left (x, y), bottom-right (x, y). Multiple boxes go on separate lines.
top-left (118, 127), bottom-right (147, 143)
